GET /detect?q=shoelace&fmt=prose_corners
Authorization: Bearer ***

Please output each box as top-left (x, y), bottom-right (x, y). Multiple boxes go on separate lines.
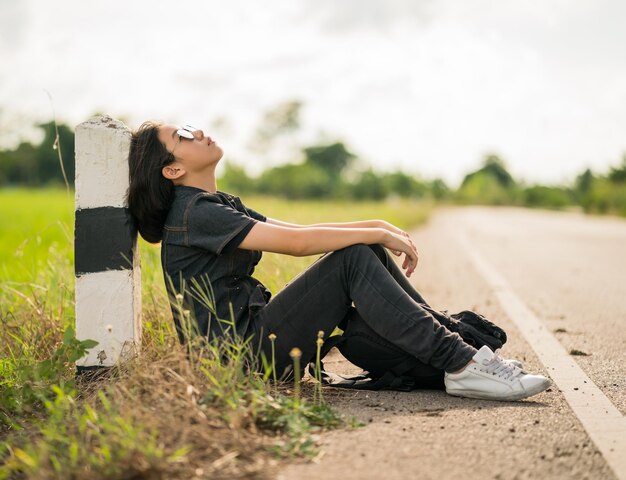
top-left (493, 348), bottom-right (518, 366)
top-left (479, 355), bottom-right (523, 380)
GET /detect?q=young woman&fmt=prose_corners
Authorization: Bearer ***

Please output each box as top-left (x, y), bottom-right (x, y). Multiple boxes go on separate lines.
top-left (126, 121), bottom-right (551, 401)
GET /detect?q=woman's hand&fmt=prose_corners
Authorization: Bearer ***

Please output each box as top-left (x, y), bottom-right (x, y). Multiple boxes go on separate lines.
top-left (382, 230), bottom-right (419, 277)
top-left (376, 220), bottom-right (418, 271)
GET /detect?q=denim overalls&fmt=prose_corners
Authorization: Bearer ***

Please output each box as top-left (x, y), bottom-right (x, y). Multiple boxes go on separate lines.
top-left (160, 185), bottom-right (271, 345)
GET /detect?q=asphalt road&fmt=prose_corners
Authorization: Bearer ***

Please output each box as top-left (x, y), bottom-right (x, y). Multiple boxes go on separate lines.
top-left (276, 206), bottom-right (625, 480)
top-left (450, 206), bottom-right (626, 415)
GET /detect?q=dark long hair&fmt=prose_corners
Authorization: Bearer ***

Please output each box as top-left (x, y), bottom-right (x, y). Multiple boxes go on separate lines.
top-left (126, 120), bottom-right (175, 243)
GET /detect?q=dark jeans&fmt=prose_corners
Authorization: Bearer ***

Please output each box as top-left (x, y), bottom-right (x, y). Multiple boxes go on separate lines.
top-left (248, 244), bottom-right (477, 379)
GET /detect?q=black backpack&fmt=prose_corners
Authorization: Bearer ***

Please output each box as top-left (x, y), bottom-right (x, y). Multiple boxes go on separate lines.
top-left (308, 306), bottom-right (507, 391)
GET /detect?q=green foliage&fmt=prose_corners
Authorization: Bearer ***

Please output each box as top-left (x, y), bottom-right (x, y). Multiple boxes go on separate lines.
top-left (455, 154), bottom-right (520, 205)
top-left (218, 162), bottom-right (255, 194)
top-left (303, 142), bottom-right (356, 177)
top-left (257, 162), bottom-right (334, 199)
top-left (384, 171), bottom-right (428, 198)
top-left (0, 323), bottom-right (96, 425)
top-left (456, 172), bottom-right (520, 205)
top-left (608, 154), bottom-right (626, 183)
top-left (0, 121), bottom-right (74, 187)
top-left (461, 154), bottom-right (515, 190)
top-left (574, 168), bottom-right (595, 202)
top-left (573, 158), bottom-right (626, 216)
top-left (523, 185), bottom-right (573, 209)
top-left (454, 152), bottom-right (626, 216)
top-left (429, 178), bottom-right (450, 200)
top-left (0, 387), bottom-right (174, 479)
top-left (253, 393), bottom-right (342, 457)
top-left (581, 177), bottom-right (626, 216)
top-left (351, 169), bottom-right (387, 200)
top-left (240, 162), bottom-right (437, 200)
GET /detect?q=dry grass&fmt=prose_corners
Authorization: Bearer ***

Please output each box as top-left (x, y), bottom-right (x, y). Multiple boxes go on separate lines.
top-left (72, 348), bottom-right (278, 480)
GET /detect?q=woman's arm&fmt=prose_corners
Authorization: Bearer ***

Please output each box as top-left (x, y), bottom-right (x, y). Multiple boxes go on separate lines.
top-left (266, 217), bottom-right (407, 236)
top-left (267, 217), bottom-right (378, 229)
top-left (238, 222), bottom-right (419, 277)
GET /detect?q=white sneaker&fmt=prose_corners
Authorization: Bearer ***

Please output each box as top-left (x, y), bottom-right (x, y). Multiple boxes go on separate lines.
top-left (444, 346), bottom-right (551, 401)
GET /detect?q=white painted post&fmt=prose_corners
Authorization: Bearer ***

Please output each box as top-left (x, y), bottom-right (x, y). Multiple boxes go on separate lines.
top-left (74, 115), bottom-right (141, 373)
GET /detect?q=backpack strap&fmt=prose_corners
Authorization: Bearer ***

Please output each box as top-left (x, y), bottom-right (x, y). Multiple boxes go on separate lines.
top-left (307, 335), bottom-right (421, 391)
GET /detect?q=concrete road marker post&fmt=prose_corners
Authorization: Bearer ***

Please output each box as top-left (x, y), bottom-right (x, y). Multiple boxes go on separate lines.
top-left (74, 115), bottom-right (141, 375)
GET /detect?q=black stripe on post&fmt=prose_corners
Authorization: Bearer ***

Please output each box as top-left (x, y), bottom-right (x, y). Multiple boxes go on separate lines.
top-left (74, 207), bottom-right (136, 275)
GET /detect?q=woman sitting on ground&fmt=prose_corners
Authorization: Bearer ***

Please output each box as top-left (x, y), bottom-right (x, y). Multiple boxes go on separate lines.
top-left (126, 121), bottom-right (551, 401)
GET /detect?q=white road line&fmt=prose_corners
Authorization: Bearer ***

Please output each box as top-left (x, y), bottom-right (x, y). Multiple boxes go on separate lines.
top-left (454, 227), bottom-right (626, 480)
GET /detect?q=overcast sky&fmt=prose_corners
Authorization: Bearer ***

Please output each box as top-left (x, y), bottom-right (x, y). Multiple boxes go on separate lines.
top-left (1, 0), bottom-right (625, 186)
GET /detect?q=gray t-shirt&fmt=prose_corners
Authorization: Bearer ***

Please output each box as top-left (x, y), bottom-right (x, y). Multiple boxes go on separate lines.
top-left (161, 185), bottom-right (271, 344)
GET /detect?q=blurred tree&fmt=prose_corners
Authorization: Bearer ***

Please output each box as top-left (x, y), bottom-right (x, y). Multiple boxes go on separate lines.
top-left (0, 142), bottom-right (36, 185)
top-left (607, 154), bottom-right (626, 183)
top-left (218, 162), bottom-right (254, 194)
top-left (383, 171), bottom-right (427, 198)
top-left (429, 178), bottom-right (450, 200)
top-left (582, 178), bottom-right (626, 216)
top-left (575, 168), bottom-right (595, 194)
top-left (457, 154), bottom-right (518, 205)
top-left (461, 154), bottom-right (515, 189)
top-left (523, 185), bottom-right (573, 209)
top-left (350, 169), bottom-right (387, 200)
top-left (0, 120), bottom-right (74, 186)
top-left (257, 162), bottom-right (332, 199)
top-left (457, 174), bottom-right (518, 205)
top-left (303, 142), bottom-right (356, 177)
top-left (573, 157), bottom-right (626, 216)
top-left (35, 121), bottom-right (75, 186)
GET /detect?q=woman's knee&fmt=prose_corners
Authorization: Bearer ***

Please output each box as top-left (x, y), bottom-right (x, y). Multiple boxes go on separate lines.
top-left (341, 243), bottom-right (375, 258)
top-left (323, 244), bottom-right (386, 271)
top-left (367, 243), bottom-right (388, 263)
top-left (337, 244), bottom-right (384, 269)
top-left (349, 243), bottom-right (389, 267)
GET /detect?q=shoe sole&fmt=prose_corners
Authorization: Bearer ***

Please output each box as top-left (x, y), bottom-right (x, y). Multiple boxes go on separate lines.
top-left (445, 378), bottom-right (551, 401)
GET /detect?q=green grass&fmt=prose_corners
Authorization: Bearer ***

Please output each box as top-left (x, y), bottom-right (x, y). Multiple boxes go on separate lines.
top-left (0, 187), bottom-right (430, 479)
top-left (0, 187), bottom-right (74, 283)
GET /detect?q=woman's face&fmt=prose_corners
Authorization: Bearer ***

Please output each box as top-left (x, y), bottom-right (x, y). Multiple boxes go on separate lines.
top-left (157, 123), bottom-right (224, 177)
